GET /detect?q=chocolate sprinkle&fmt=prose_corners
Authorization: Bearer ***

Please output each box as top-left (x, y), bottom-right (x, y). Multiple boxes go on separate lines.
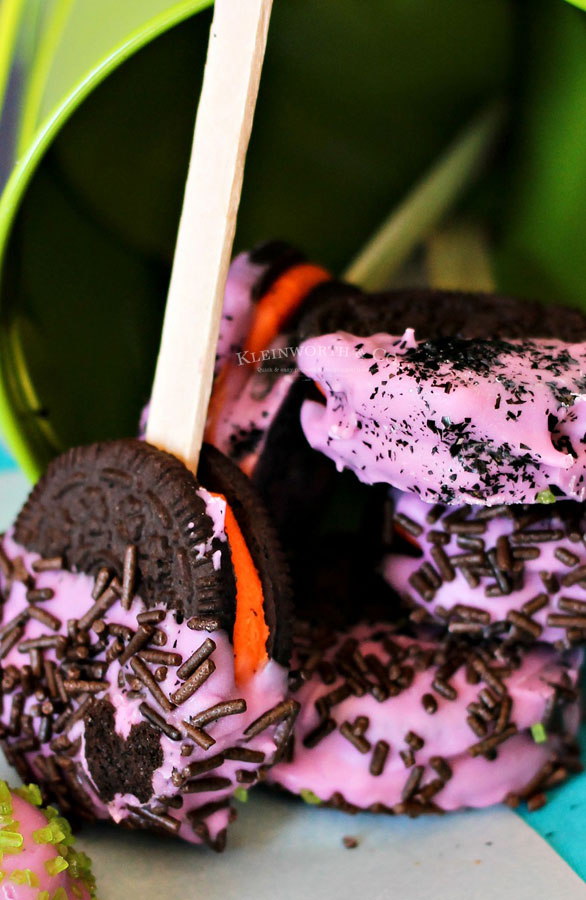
top-left (121, 544), bottom-right (137, 610)
top-left (137, 610), bottom-right (166, 626)
top-left (187, 616), bottom-right (222, 632)
top-left (130, 657), bottom-right (174, 712)
top-left (77, 585), bottom-right (119, 633)
top-left (127, 804), bottom-right (180, 835)
top-left (118, 624), bottom-right (155, 667)
top-left (370, 740), bottom-right (390, 776)
top-left (25, 588), bottom-right (55, 603)
top-left (0, 545), bottom-right (14, 577)
top-left (176, 638), bottom-right (216, 680)
top-left (182, 722), bottom-right (216, 751)
top-left (138, 649), bottom-right (182, 666)
top-left (340, 721), bottom-right (371, 754)
top-left (223, 747), bottom-right (265, 763)
top-left (402, 765), bottom-right (424, 802)
top-left (506, 610), bottom-right (543, 639)
top-left (177, 753), bottom-right (227, 783)
top-left (91, 568), bottom-right (111, 601)
top-left (244, 699), bottom-right (299, 740)
top-left (170, 659), bottom-right (216, 705)
top-left (422, 693), bottom-right (438, 714)
top-left (180, 776), bottom-right (233, 794)
top-left (191, 699), bottom-right (247, 729)
top-left (139, 703), bottom-right (182, 741)
top-left (468, 723), bottom-right (518, 757)
top-left (430, 756), bottom-right (453, 782)
top-left (303, 718), bottom-right (336, 749)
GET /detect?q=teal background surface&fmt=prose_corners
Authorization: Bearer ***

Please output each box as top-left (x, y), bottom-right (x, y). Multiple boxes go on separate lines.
top-left (518, 724), bottom-right (586, 879)
top-left (0, 440), bottom-right (16, 470)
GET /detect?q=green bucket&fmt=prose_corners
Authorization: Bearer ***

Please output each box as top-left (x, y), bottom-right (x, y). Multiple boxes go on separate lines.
top-left (0, 0), bottom-right (586, 481)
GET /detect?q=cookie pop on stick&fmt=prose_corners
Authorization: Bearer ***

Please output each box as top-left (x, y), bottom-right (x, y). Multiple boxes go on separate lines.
top-left (0, 0), bottom-right (298, 851)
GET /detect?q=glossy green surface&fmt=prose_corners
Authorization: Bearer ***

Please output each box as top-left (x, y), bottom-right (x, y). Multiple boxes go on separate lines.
top-left (0, 0), bottom-right (584, 480)
top-left (0, 0), bottom-right (212, 478)
top-left (495, 3), bottom-right (586, 304)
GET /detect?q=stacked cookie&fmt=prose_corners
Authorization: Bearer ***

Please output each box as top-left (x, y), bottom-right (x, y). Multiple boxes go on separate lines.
top-left (207, 244), bottom-right (584, 815)
top-left (0, 242), bottom-right (583, 851)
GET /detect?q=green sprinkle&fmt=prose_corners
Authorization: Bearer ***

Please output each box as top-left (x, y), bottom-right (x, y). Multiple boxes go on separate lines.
top-left (67, 848), bottom-right (97, 896)
top-left (52, 889), bottom-right (68, 900)
top-left (531, 723), bottom-right (547, 744)
top-left (0, 830), bottom-right (23, 852)
top-left (0, 869), bottom-right (4, 882)
top-left (33, 825), bottom-right (55, 845)
top-left (0, 783), bottom-right (12, 818)
top-left (37, 892), bottom-right (50, 900)
top-left (300, 789), bottom-right (322, 805)
top-left (45, 856), bottom-right (69, 877)
top-left (33, 821), bottom-right (66, 846)
top-left (33, 823), bottom-right (59, 844)
top-left (10, 868), bottom-right (39, 887)
top-left (53, 817), bottom-right (73, 847)
top-left (536, 489), bottom-right (556, 505)
top-left (71, 885), bottom-right (84, 899)
top-left (15, 784), bottom-right (43, 807)
top-left (234, 788), bottom-right (248, 803)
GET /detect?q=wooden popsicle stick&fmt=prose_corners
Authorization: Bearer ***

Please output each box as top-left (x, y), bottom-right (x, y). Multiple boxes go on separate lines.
top-left (146, 0), bottom-right (274, 471)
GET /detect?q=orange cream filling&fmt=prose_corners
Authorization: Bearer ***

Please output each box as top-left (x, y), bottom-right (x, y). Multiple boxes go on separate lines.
top-left (207, 262), bottom-right (330, 442)
top-left (213, 493), bottom-right (269, 684)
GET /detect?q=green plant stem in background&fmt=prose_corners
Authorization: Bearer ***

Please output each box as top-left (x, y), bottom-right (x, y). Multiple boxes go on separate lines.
top-left (0, 0), bottom-right (26, 126)
top-left (426, 221), bottom-right (495, 292)
top-left (16, 0), bottom-right (76, 157)
top-left (343, 102), bottom-right (505, 290)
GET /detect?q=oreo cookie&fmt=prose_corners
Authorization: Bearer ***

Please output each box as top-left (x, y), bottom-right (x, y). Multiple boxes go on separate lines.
top-left (295, 285), bottom-right (586, 344)
top-left (199, 441), bottom-right (292, 666)
top-left (14, 439), bottom-right (229, 620)
top-left (252, 378), bottom-right (398, 627)
top-left (248, 240), bottom-right (307, 303)
top-left (14, 439), bottom-right (292, 660)
top-left (0, 439), bottom-right (297, 848)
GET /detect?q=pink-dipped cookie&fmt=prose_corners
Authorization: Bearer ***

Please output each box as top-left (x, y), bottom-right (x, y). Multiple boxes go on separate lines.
top-left (270, 623), bottom-right (581, 814)
top-left (298, 330), bottom-right (586, 507)
top-left (384, 490), bottom-right (586, 649)
top-left (0, 440), bottom-right (297, 851)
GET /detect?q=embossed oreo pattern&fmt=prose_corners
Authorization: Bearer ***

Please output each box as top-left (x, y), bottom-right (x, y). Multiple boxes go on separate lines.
top-left (14, 440), bottom-right (234, 624)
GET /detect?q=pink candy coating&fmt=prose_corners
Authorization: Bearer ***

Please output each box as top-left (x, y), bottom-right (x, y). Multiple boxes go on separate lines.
top-left (214, 252), bottom-right (265, 376)
top-left (270, 624), bottom-right (581, 812)
top-left (384, 491), bottom-right (586, 645)
top-left (298, 330), bottom-right (586, 506)
top-left (0, 789), bottom-right (93, 900)
top-left (0, 522), bottom-right (288, 848)
top-left (208, 253), bottom-right (298, 474)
